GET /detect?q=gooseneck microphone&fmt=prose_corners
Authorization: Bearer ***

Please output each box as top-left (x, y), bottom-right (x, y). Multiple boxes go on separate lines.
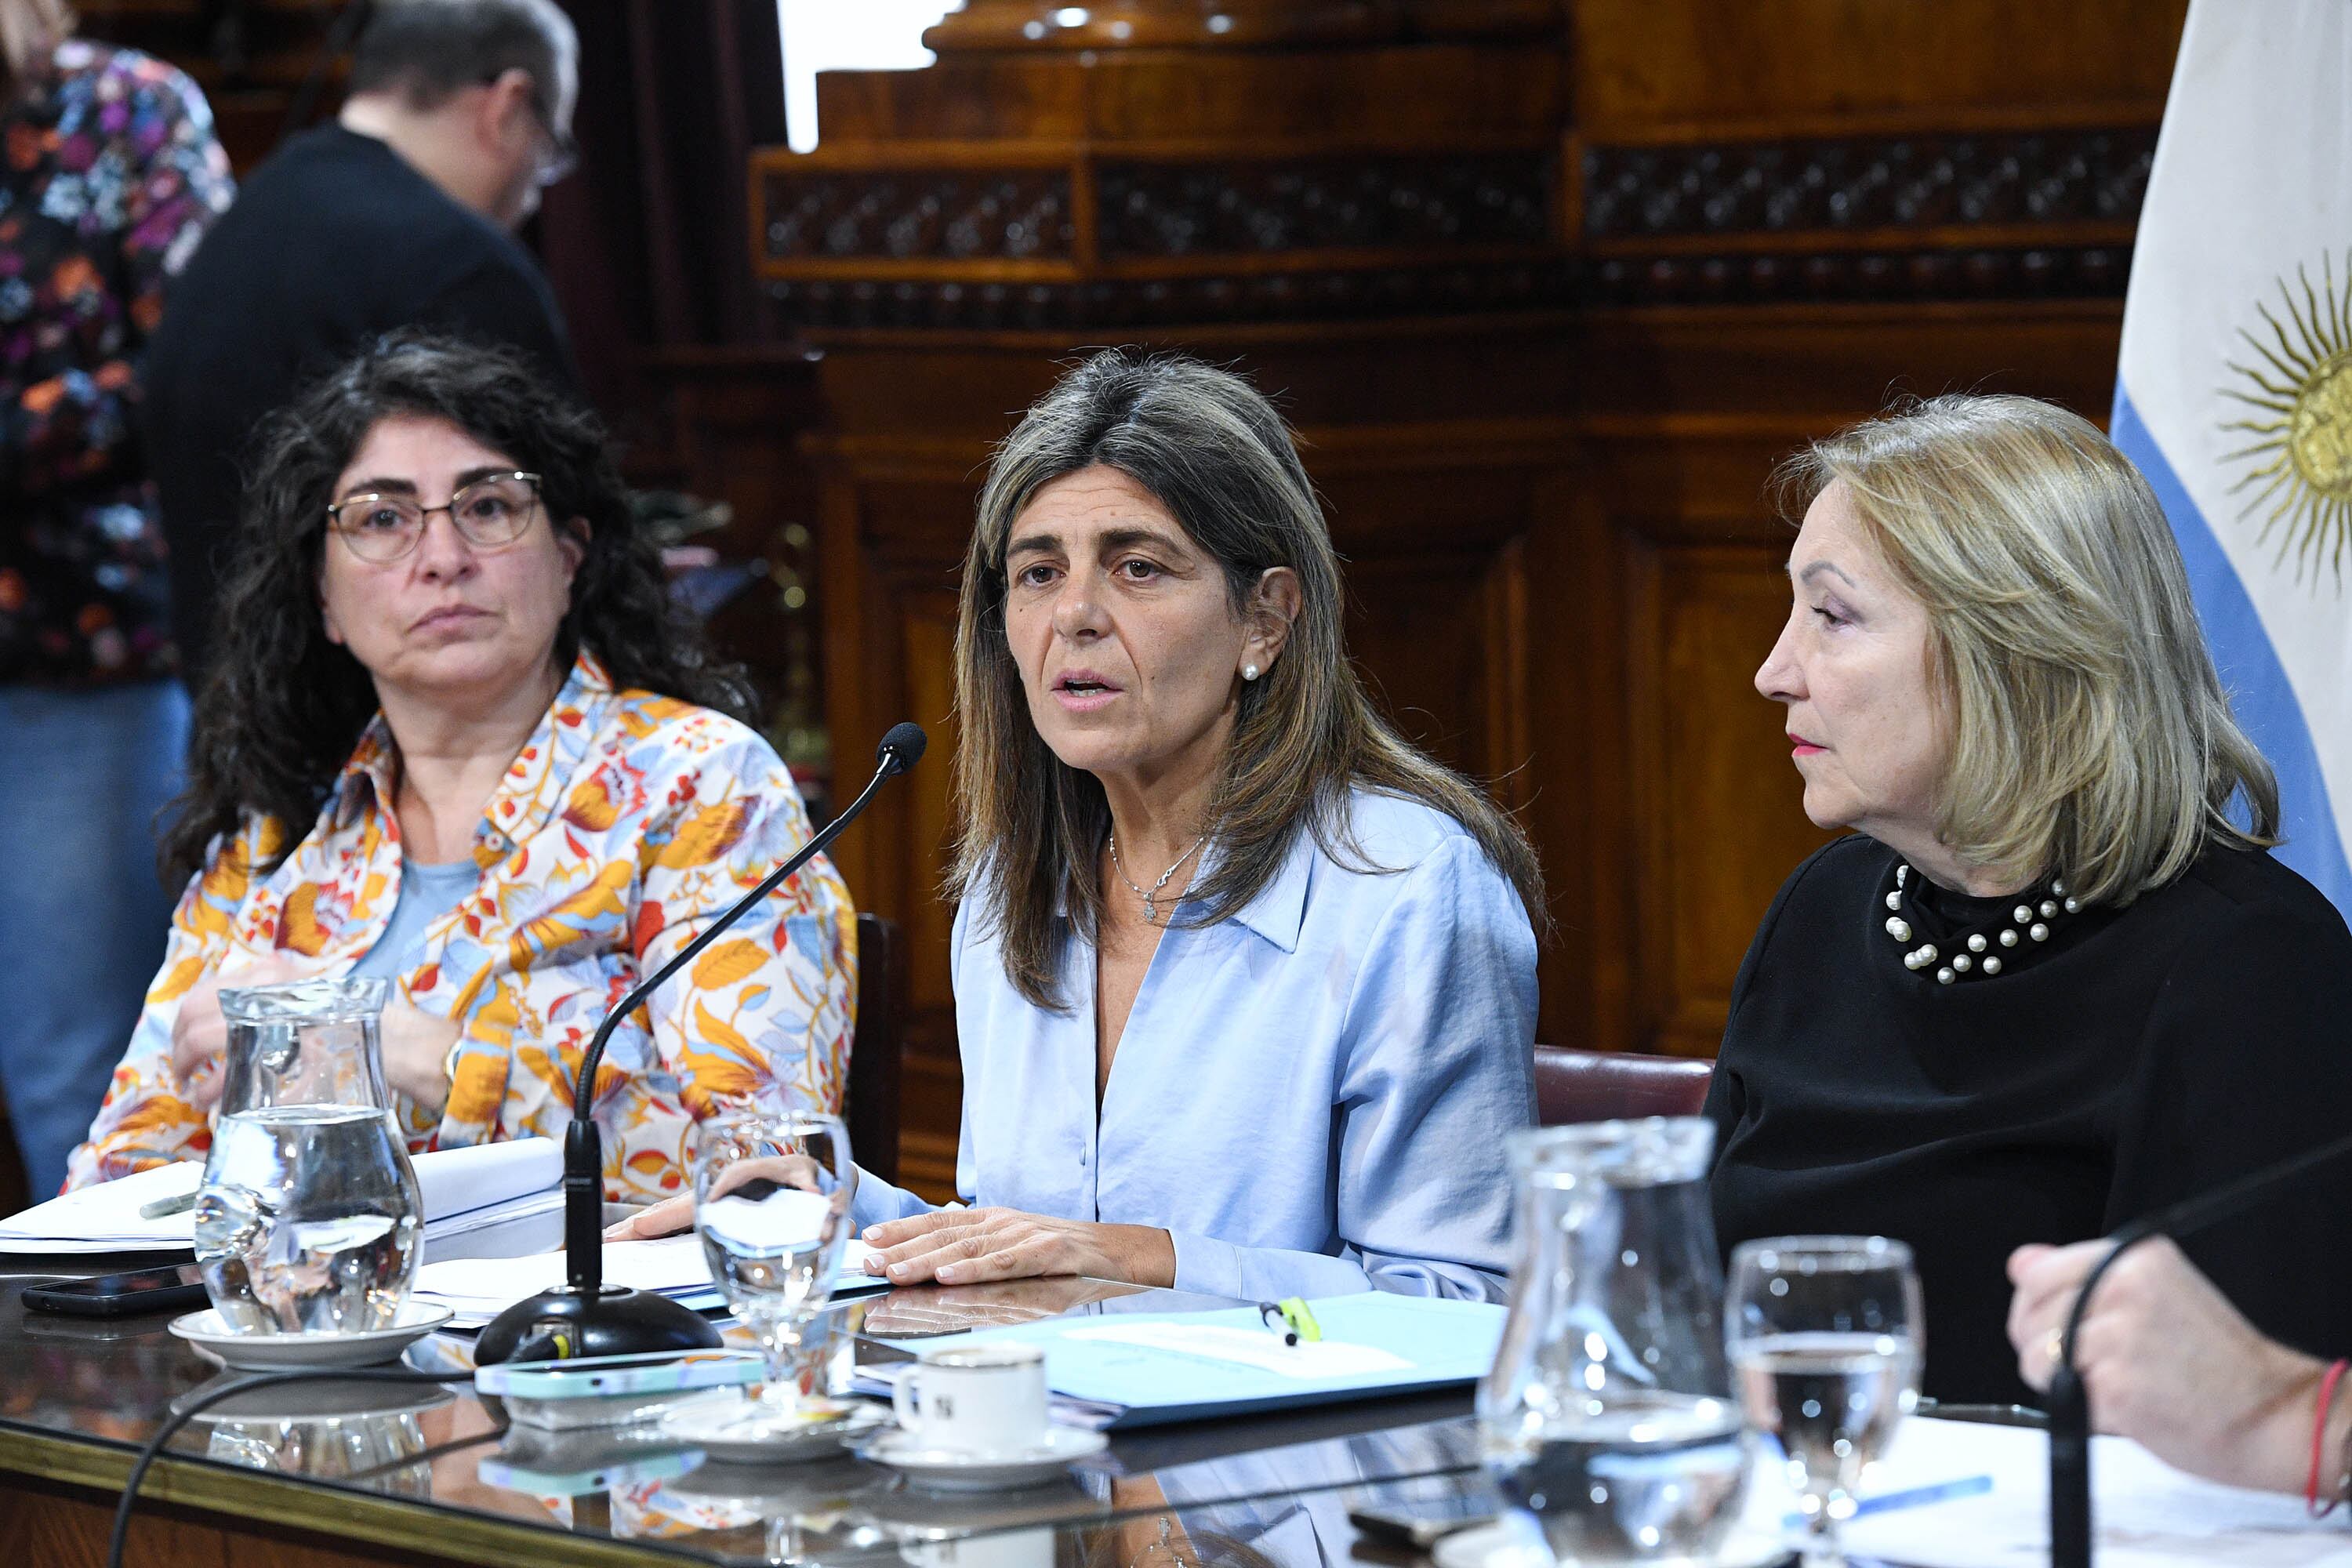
top-left (2047, 1123), bottom-right (2352, 1566)
top-left (476, 722), bottom-right (927, 1365)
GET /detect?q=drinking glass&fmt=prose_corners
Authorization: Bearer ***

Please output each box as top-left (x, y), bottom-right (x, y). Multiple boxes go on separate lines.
top-left (1726, 1236), bottom-right (1923, 1566)
top-left (694, 1109), bottom-right (854, 1414)
top-left (194, 978), bottom-right (424, 1334)
top-left (1477, 1119), bottom-right (1750, 1566)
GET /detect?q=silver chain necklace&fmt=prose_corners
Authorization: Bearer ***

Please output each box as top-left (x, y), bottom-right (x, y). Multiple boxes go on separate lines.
top-left (1109, 831), bottom-right (1206, 926)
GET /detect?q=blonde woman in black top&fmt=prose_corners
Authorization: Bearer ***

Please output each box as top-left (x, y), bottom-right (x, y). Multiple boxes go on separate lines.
top-left (1706, 393), bottom-right (2352, 1405)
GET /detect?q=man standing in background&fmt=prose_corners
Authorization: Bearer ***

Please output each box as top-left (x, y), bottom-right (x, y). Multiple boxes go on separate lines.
top-left (145, 0), bottom-right (579, 684)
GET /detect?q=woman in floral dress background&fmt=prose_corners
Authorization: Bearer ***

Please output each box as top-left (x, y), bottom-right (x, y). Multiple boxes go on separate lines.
top-left (0, 0), bottom-right (232, 1199)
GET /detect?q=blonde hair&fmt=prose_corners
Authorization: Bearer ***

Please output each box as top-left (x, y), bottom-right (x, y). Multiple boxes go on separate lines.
top-left (1780, 393), bottom-right (2279, 907)
top-left (0, 0), bottom-right (68, 82)
top-left (951, 350), bottom-right (1547, 1011)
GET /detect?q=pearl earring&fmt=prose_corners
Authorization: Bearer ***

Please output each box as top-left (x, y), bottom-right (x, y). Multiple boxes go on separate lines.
top-left (1242, 663), bottom-right (1261, 681)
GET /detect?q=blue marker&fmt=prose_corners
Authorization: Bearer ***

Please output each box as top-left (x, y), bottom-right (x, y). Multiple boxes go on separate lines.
top-left (1783, 1474), bottom-right (1993, 1530)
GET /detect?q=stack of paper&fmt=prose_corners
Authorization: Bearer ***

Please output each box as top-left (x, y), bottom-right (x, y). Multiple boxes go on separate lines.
top-left (0, 1138), bottom-right (564, 1256)
top-left (415, 1232), bottom-right (887, 1329)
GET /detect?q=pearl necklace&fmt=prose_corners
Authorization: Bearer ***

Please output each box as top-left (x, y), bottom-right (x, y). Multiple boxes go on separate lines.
top-left (1882, 862), bottom-right (2082, 984)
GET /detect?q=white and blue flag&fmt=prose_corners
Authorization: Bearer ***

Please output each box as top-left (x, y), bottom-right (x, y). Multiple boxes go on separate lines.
top-left (2116, 0), bottom-right (2352, 913)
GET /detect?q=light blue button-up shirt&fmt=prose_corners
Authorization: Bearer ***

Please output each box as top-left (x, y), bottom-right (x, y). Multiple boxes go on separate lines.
top-left (851, 789), bottom-right (1538, 1301)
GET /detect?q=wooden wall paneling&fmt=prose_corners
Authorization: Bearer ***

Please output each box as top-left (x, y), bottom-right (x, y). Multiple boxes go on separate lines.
top-left (1570, 0), bottom-right (2186, 135)
top-left (743, 0), bottom-right (2189, 1173)
top-left (1630, 539), bottom-right (1835, 1056)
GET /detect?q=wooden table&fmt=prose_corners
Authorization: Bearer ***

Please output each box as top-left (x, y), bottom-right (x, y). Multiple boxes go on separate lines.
top-left (0, 1261), bottom-right (1481, 1567)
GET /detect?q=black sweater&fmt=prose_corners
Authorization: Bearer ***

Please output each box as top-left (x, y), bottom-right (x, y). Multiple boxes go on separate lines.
top-left (1705, 834), bottom-right (2352, 1406)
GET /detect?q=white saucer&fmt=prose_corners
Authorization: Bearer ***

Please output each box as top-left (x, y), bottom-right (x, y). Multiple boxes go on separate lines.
top-left (660, 1394), bottom-right (891, 1464)
top-left (168, 1301), bottom-right (456, 1370)
top-left (1432, 1519), bottom-right (1789, 1568)
top-left (854, 1425), bottom-right (1109, 1491)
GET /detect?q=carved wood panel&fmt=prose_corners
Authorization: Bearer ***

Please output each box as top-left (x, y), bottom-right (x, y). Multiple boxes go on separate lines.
top-left (1628, 541), bottom-right (1835, 1054)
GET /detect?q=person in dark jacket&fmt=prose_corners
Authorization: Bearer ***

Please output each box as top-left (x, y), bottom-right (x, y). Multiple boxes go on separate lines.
top-left (143, 0), bottom-right (579, 683)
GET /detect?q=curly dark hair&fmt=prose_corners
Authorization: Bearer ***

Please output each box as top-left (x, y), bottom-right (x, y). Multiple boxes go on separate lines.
top-left (162, 332), bottom-right (757, 884)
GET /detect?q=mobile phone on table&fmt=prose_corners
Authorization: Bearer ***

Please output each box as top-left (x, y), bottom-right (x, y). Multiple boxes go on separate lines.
top-left (1347, 1478), bottom-right (1499, 1548)
top-left (21, 1262), bottom-right (209, 1317)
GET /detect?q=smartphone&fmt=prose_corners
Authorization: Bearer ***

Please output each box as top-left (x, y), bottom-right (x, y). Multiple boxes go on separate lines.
top-left (21, 1262), bottom-right (209, 1318)
top-left (474, 1348), bottom-right (766, 1402)
top-left (1347, 1479), bottom-right (1499, 1548)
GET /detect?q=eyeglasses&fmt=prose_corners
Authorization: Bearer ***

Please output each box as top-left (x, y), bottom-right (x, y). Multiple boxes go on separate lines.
top-left (478, 71), bottom-right (578, 187)
top-left (531, 113), bottom-right (579, 187)
top-left (519, 81), bottom-right (579, 187)
top-left (325, 472), bottom-right (544, 564)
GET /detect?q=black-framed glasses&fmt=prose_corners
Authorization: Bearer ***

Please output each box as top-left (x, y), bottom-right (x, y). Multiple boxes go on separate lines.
top-left (504, 73), bottom-right (579, 187)
top-left (530, 114), bottom-right (579, 187)
top-left (325, 472), bottom-right (544, 564)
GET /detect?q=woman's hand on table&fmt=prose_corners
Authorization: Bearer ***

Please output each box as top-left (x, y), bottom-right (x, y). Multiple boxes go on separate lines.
top-left (2006, 1236), bottom-right (2332, 1494)
top-left (860, 1207), bottom-right (1176, 1289)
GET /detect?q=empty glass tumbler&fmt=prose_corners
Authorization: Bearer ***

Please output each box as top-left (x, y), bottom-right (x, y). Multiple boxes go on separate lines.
top-left (193, 978), bottom-right (424, 1334)
top-left (1477, 1118), bottom-right (1750, 1566)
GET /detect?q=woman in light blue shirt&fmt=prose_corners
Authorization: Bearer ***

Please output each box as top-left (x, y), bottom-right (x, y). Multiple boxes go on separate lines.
top-left (865, 349), bottom-right (1541, 1303)
top-left (619, 350), bottom-right (1542, 1301)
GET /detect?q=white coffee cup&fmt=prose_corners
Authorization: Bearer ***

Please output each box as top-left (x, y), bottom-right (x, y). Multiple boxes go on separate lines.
top-left (891, 1342), bottom-right (1050, 1455)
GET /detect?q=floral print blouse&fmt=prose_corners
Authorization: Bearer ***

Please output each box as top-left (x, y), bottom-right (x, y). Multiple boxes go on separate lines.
top-left (0, 40), bottom-right (233, 685)
top-left (66, 654), bottom-right (858, 1199)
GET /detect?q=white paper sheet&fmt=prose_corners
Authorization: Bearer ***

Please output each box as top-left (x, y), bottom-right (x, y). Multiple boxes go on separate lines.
top-left (0, 1137), bottom-right (562, 1254)
top-left (1809, 1417), bottom-right (2352, 1568)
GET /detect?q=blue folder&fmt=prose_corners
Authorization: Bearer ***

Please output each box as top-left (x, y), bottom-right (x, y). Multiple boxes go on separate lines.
top-left (871, 1293), bottom-right (1507, 1428)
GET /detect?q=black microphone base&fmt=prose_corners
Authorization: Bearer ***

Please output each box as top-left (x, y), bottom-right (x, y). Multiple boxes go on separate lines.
top-left (474, 1286), bottom-right (724, 1366)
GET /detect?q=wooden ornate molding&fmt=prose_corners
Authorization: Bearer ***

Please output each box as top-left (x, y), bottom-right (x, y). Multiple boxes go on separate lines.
top-left (751, 120), bottom-right (2158, 326)
top-left (1585, 245), bottom-right (2133, 307)
top-left (1580, 127), bottom-right (2157, 244)
top-left (752, 141), bottom-right (1566, 326)
top-left (1566, 124), bottom-right (2155, 307)
top-left (924, 0), bottom-right (1562, 51)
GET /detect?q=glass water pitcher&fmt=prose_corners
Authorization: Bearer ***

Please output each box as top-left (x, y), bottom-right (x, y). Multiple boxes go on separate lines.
top-left (1476, 1118), bottom-right (1750, 1566)
top-left (194, 978), bottom-right (424, 1333)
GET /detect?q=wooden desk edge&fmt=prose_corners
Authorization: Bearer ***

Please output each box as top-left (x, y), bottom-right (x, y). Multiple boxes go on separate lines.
top-left (0, 1422), bottom-right (689, 1568)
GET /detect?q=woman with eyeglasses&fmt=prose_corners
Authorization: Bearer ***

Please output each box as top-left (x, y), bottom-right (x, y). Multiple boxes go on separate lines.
top-left (66, 334), bottom-right (857, 1198)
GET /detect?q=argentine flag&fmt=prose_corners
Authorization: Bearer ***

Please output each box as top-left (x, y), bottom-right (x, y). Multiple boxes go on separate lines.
top-left (2116, 0), bottom-right (2352, 915)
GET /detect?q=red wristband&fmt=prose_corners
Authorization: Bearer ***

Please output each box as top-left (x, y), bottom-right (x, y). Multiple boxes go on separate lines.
top-left (2307, 1359), bottom-right (2349, 1516)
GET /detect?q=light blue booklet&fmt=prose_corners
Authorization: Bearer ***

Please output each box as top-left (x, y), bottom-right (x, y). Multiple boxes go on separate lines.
top-left (862, 1293), bottom-right (1507, 1428)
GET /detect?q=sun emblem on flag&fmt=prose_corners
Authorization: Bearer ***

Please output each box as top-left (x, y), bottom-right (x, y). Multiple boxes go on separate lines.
top-left (2219, 252), bottom-right (2352, 585)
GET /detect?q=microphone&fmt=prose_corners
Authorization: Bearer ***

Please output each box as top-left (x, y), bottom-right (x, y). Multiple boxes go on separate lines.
top-left (475, 721), bottom-right (928, 1365)
top-left (2047, 1125), bottom-right (2352, 1566)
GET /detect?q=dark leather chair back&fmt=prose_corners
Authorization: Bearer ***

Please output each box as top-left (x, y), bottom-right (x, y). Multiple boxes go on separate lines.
top-left (0, 1084), bottom-right (24, 1217)
top-left (850, 913), bottom-right (905, 1185)
top-left (1533, 1044), bottom-right (1714, 1126)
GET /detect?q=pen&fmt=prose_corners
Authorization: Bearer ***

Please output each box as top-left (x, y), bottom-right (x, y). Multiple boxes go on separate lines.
top-left (137, 1191), bottom-right (198, 1220)
top-left (1781, 1474), bottom-right (1991, 1530)
top-left (1255, 1298), bottom-right (1321, 1345)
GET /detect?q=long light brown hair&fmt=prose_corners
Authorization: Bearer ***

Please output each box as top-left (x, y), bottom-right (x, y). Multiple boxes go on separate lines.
top-left (1778, 393), bottom-right (2279, 906)
top-left (951, 349), bottom-right (1548, 1011)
